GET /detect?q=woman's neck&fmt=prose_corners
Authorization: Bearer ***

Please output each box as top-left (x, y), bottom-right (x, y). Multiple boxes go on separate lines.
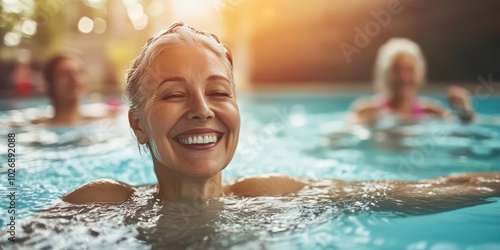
top-left (153, 163), bottom-right (224, 199)
top-left (388, 94), bottom-right (415, 113)
top-left (51, 101), bottom-right (83, 125)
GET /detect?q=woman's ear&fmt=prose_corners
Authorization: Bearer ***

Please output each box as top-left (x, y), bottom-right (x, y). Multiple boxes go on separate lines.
top-left (128, 110), bottom-right (148, 144)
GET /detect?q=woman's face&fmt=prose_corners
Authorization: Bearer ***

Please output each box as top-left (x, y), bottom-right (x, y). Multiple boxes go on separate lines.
top-left (52, 58), bottom-right (86, 103)
top-left (388, 53), bottom-right (422, 99)
top-left (134, 44), bottom-right (240, 179)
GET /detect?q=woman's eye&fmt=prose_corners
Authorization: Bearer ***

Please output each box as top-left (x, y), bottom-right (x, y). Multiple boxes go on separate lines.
top-left (162, 93), bottom-right (185, 100)
top-left (209, 91), bottom-right (230, 97)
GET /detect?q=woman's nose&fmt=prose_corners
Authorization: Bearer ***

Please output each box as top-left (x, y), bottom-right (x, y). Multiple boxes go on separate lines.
top-left (68, 71), bottom-right (81, 84)
top-left (187, 95), bottom-right (214, 121)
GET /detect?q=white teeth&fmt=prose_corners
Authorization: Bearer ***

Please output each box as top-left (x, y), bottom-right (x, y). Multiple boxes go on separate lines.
top-left (178, 134), bottom-right (219, 145)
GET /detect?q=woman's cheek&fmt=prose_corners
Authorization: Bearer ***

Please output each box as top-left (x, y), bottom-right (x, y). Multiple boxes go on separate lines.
top-left (215, 101), bottom-right (240, 128)
top-left (146, 105), bottom-right (174, 133)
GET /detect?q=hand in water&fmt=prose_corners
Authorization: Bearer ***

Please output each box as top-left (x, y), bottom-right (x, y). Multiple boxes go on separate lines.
top-left (447, 85), bottom-right (474, 123)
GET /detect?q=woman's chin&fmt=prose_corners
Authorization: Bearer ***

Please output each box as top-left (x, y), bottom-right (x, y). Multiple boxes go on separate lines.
top-left (393, 90), bottom-right (416, 99)
top-left (60, 94), bottom-right (82, 103)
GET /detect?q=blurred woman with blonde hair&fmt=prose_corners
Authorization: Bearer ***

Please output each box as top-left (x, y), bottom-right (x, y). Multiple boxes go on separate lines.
top-left (349, 38), bottom-right (474, 124)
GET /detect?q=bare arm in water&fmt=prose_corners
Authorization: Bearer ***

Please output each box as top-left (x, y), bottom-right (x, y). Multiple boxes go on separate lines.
top-left (62, 172), bottom-right (500, 215)
top-left (228, 172), bottom-right (500, 214)
top-left (347, 86), bottom-right (474, 124)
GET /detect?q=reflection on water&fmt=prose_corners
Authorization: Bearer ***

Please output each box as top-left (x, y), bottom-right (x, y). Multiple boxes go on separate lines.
top-left (6, 107), bottom-right (128, 148)
top-left (325, 116), bottom-right (500, 153)
top-left (319, 116), bottom-right (500, 178)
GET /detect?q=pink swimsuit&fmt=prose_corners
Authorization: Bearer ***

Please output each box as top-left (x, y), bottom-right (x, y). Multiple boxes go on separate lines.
top-left (380, 98), bottom-right (425, 118)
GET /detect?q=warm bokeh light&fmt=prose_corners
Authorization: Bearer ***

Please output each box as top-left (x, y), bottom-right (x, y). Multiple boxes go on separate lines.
top-left (21, 19), bottom-right (37, 36)
top-left (83, 0), bottom-right (106, 9)
top-left (121, 0), bottom-right (137, 5)
top-left (2, 0), bottom-right (33, 14)
top-left (168, 0), bottom-right (222, 34)
top-left (3, 32), bottom-right (21, 47)
top-left (93, 18), bottom-right (107, 34)
top-left (1, 0), bottom-right (36, 47)
top-left (126, 2), bottom-right (144, 20)
top-left (78, 16), bottom-right (94, 34)
top-left (132, 14), bottom-right (149, 31)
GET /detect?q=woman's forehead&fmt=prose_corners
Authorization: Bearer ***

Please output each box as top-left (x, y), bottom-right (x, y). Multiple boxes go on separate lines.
top-left (56, 58), bottom-right (83, 70)
top-left (393, 52), bottom-right (416, 62)
top-left (152, 46), bottom-right (230, 77)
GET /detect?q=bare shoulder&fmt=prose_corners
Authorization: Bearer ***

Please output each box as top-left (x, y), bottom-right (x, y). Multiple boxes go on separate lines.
top-left (225, 174), bottom-right (308, 197)
top-left (351, 97), bottom-right (378, 114)
top-left (348, 98), bottom-right (379, 124)
top-left (62, 179), bottom-right (134, 204)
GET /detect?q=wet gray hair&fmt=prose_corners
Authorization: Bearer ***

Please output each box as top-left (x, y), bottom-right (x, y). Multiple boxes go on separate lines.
top-left (125, 22), bottom-right (234, 116)
top-left (373, 38), bottom-right (426, 92)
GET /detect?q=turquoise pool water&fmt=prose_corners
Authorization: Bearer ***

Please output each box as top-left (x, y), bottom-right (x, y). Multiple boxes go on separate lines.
top-left (1, 93), bottom-right (500, 249)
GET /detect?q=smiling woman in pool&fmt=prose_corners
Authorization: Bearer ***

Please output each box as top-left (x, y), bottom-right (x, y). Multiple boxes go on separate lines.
top-left (62, 22), bottom-right (500, 213)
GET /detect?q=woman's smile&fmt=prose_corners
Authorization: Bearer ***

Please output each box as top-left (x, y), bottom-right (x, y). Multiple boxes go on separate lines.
top-left (173, 128), bottom-right (224, 150)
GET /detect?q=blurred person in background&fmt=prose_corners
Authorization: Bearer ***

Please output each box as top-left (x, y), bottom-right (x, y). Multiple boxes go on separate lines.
top-left (33, 52), bottom-right (120, 126)
top-left (349, 38), bottom-right (474, 125)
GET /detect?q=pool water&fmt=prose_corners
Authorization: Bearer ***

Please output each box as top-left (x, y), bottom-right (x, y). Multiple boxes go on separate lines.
top-left (1, 93), bottom-right (500, 249)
